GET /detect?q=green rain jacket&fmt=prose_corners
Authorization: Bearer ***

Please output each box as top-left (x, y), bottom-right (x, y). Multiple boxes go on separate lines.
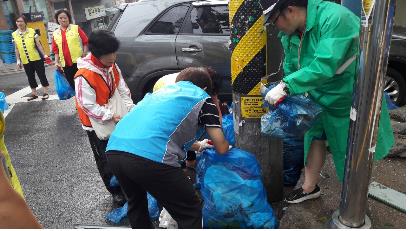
top-left (280, 0), bottom-right (394, 180)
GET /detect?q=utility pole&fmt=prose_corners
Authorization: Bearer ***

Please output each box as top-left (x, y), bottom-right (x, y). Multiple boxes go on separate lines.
top-left (330, 0), bottom-right (396, 228)
top-left (229, 0), bottom-right (283, 202)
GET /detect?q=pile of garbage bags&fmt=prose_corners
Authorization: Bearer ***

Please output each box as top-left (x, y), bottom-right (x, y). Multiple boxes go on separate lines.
top-left (196, 148), bottom-right (279, 228)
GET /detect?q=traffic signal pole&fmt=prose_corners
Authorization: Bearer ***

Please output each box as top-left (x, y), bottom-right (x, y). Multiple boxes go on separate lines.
top-left (229, 0), bottom-right (283, 202)
top-left (330, 0), bottom-right (396, 228)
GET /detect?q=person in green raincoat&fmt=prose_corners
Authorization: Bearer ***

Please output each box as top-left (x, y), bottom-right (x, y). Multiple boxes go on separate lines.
top-left (263, 0), bottom-right (394, 203)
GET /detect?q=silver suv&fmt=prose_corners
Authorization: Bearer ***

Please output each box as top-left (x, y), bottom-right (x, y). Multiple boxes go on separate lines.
top-left (110, 0), bottom-right (231, 103)
top-left (110, 0), bottom-right (405, 106)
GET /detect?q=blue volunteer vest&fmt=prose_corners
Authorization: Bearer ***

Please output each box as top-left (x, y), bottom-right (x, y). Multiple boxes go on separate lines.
top-left (106, 81), bottom-right (209, 167)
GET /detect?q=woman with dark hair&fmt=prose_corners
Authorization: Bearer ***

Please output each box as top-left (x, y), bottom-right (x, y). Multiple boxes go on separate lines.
top-left (52, 9), bottom-right (88, 89)
top-left (74, 30), bottom-right (134, 206)
top-left (12, 15), bottom-right (50, 101)
top-left (105, 67), bottom-right (230, 228)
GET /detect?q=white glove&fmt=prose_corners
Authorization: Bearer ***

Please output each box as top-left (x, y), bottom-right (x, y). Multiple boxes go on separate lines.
top-left (265, 81), bottom-right (287, 106)
top-left (198, 139), bottom-right (214, 152)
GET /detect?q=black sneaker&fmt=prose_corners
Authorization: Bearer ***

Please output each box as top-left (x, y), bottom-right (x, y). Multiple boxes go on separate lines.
top-left (284, 185), bottom-right (321, 204)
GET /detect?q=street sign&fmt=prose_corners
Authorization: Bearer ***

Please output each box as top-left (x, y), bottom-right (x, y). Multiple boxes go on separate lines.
top-left (85, 6), bottom-right (106, 20)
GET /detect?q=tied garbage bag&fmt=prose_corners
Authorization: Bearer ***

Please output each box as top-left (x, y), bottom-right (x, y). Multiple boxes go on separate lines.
top-left (260, 82), bottom-right (322, 139)
top-left (54, 70), bottom-right (75, 100)
top-left (106, 193), bottom-right (160, 224)
top-left (222, 113), bottom-right (235, 145)
top-left (197, 148), bottom-right (278, 228)
top-left (0, 92), bottom-right (8, 113)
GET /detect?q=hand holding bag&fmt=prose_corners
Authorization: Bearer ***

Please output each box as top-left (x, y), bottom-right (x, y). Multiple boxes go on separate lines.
top-left (54, 70), bottom-right (75, 100)
top-left (90, 89), bottom-right (128, 140)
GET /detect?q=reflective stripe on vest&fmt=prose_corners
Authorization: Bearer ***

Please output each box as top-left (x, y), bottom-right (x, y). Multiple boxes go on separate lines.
top-left (74, 65), bottom-right (121, 127)
top-left (12, 28), bottom-right (41, 64)
top-left (53, 24), bottom-right (83, 67)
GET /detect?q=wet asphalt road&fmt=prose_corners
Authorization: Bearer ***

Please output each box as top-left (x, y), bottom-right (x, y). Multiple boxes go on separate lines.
top-left (2, 68), bottom-right (117, 228)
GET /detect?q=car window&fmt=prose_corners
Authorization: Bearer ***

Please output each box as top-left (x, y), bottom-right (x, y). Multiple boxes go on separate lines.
top-left (185, 5), bottom-right (230, 35)
top-left (146, 5), bottom-right (189, 34)
top-left (114, 3), bottom-right (163, 38)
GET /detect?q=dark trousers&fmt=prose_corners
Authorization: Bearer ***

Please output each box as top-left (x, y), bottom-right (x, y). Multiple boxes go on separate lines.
top-left (63, 63), bottom-right (78, 90)
top-left (23, 60), bottom-right (49, 89)
top-left (86, 131), bottom-right (123, 196)
top-left (107, 151), bottom-right (202, 229)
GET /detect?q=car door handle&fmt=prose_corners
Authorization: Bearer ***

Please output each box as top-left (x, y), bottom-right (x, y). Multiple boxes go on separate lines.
top-left (181, 47), bottom-right (202, 52)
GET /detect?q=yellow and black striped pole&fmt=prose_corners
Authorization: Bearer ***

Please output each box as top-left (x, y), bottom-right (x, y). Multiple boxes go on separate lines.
top-left (229, 0), bottom-right (283, 202)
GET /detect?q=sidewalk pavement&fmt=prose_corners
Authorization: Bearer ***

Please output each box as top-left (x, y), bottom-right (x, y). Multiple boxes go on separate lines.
top-left (0, 63), bottom-right (24, 76)
top-left (277, 106), bottom-right (406, 229)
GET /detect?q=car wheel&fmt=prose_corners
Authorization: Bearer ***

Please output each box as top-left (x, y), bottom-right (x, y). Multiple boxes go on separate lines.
top-left (384, 67), bottom-right (405, 107)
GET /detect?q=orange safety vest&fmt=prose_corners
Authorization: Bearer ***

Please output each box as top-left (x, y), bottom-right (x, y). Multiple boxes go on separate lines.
top-left (74, 65), bottom-right (121, 127)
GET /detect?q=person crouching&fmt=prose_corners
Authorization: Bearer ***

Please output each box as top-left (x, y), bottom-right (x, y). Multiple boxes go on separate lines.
top-left (106, 67), bottom-right (230, 228)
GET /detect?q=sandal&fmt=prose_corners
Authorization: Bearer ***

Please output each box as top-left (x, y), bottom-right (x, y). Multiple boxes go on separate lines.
top-left (41, 93), bottom-right (49, 100)
top-left (27, 95), bottom-right (38, 101)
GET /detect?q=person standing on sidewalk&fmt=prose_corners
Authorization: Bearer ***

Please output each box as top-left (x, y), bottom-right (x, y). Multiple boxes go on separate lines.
top-left (52, 9), bottom-right (88, 90)
top-left (263, 0), bottom-right (394, 203)
top-left (74, 30), bottom-right (134, 206)
top-left (12, 15), bottom-right (50, 101)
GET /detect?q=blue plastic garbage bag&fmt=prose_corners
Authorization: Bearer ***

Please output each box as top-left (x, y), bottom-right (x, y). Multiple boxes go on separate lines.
top-left (0, 92), bottom-right (8, 112)
top-left (147, 193), bottom-right (160, 221)
top-left (54, 70), bottom-right (75, 100)
top-left (282, 137), bottom-right (304, 186)
top-left (109, 176), bottom-right (120, 188)
top-left (106, 202), bottom-right (128, 224)
top-left (222, 113), bottom-right (235, 145)
top-left (106, 193), bottom-right (160, 224)
top-left (260, 82), bottom-right (322, 139)
top-left (197, 148), bottom-right (278, 228)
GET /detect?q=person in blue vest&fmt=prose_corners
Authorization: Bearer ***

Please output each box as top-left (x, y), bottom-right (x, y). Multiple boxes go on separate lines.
top-left (106, 67), bottom-right (230, 228)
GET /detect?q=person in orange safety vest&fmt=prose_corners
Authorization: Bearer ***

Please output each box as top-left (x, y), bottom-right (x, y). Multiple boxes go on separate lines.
top-left (74, 30), bottom-right (134, 207)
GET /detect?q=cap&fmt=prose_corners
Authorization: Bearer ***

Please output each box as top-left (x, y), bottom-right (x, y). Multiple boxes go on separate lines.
top-left (263, 0), bottom-right (290, 25)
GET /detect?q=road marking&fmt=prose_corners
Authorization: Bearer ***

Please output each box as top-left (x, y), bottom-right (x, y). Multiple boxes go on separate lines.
top-left (4, 86), bottom-right (60, 118)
